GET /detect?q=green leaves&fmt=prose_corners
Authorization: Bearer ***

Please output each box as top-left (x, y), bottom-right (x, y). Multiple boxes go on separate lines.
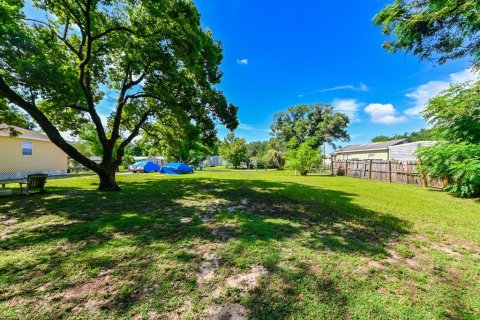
top-left (285, 138), bottom-right (323, 176)
top-left (375, 1), bottom-right (480, 197)
top-left (374, 0), bottom-right (480, 66)
top-left (423, 80), bottom-right (480, 144)
top-left (0, 98), bottom-right (36, 130)
top-left (219, 132), bottom-right (248, 169)
top-left (271, 104), bottom-right (350, 150)
top-left (416, 80), bottom-right (480, 197)
top-left (0, 0), bottom-right (238, 189)
top-left (417, 142), bottom-right (480, 197)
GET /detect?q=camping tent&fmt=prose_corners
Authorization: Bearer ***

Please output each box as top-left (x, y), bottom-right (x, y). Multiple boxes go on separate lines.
top-left (160, 162), bottom-right (194, 175)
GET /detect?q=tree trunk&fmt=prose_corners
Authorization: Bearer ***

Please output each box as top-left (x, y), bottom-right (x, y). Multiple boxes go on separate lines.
top-left (97, 167), bottom-right (121, 191)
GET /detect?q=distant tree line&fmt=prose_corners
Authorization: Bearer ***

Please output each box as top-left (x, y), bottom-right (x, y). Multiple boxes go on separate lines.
top-left (219, 103), bottom-right (350, 175)
top-left (371, 129), bottom-right (435, 143)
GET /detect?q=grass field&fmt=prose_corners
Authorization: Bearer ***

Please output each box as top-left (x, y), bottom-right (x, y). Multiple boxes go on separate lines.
top-left (1, 169), bottom-right (479, 319)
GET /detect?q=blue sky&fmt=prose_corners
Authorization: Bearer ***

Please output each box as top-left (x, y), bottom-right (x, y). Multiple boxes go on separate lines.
top-left (23, 0), bottom-right (478, 148)
top-left (194, 0), bottom-right (476, 148)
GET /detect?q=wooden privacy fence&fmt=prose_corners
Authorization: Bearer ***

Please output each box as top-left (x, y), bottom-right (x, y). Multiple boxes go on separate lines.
top-left (331, 160), bottom-right (445, 189)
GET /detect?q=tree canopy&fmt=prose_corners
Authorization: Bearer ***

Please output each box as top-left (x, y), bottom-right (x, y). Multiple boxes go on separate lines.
top-left (0, 0), bottom-right (238, 190)
top-left (374, 0), bottom-right (480, 66)
top-left (270, 104), bottom-right (350, 150)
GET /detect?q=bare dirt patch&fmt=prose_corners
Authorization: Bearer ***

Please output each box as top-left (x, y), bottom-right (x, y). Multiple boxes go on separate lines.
top-left (227, 199), bottom-right (250, 214)
top-left (226, 266), bottom-right (268, 291)
top-left (205, 303), bottom-right (250, 320)
top-left (192, 243), bottom-right (224, 285)
top-left (208, 224), bottom-right (237, 241)
top-left (168, 300), bottom-right (193, 320)
top-left (354, 260), bottom-right (386, 274)
top-left (56, 272), bottom-right (124, 314)
top-left (429, 243), bottom-right (461, 256)
top-left (196, 253), bottom-right (222, 283)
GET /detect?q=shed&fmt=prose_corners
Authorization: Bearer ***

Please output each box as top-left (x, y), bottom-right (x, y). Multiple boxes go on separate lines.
top-left (207, 156), bottom-right (224, 166)
top-left (134, 156), bottom-right (165, 166)
top-left (388, 141), bottom-right (436, 161)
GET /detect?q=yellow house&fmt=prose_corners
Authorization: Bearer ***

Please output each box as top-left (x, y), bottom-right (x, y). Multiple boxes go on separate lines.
top-left (331, 139), bottom-right (411, 161)
top-left (0, 124), bottom-right (68, 180)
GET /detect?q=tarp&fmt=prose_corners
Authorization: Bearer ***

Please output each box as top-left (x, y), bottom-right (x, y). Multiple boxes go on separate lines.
top-left (133, 161), bottom-right (160, 173)
top-left (160, 162), bottom-right (194, 175)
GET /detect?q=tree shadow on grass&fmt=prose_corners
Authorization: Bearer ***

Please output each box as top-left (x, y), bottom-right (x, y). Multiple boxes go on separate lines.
top-left (3, 177), bottom-right (409, 254)
top-left (0, 175), bottom-right (411, 318)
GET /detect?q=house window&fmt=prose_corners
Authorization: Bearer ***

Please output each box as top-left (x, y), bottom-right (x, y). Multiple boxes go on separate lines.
top-left (22, 141), bottom-right (32, 155)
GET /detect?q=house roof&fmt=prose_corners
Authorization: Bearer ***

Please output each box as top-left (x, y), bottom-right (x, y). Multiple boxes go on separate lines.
top-left (332, 139), bottom-right (411, 154)
top-left (0, 124), bottom-right (51, 142)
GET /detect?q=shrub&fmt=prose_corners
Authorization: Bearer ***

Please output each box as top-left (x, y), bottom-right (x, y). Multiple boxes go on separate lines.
top-left (417, 142), bottom-right (480, 197)
top-left (266, 148), bottom-right (285, 169)
top-left (285, 139), bottom-right (323, 175)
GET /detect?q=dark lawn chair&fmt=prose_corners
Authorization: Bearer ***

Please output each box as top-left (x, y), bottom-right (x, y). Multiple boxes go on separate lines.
top-left (19, 174), bottom-right (48, 195)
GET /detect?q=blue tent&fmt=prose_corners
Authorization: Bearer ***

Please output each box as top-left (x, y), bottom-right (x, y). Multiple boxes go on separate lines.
top-left (160, 162), bottom-right (194, 175)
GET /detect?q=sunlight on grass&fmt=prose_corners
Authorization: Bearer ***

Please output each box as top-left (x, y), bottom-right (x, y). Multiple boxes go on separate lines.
top-left (0, 170), bottom-right (479, 319)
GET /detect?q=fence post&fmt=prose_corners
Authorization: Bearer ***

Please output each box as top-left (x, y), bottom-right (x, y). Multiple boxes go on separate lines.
top-left (331, 160), bottom-right (334, 176)
top-left (345, 160), bottom-right (349, 176)
top-left (368, 159), bottom-right (373, 179)
top-left (388, 160), bottom-right (392, 183)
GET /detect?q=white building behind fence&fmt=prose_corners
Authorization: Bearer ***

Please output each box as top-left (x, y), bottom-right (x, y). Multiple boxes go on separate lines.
top-left (388, 141), bottom-right (436, 161)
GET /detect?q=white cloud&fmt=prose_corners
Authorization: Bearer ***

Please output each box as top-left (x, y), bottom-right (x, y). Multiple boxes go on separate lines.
top-left (405, 68), bottom-right (479, 115)
top-left (332, 99), bottom-right (362, 123)
top-left (317, 83), bottom-right (369, 93)
top-left (364, 103), bottom-right (407, 125)
top-left (237, 123), bottom-right (269, 133)
top-left (358, 82), bottom-right (369, 92)
top-left (238, 123), bottom-right (254, 130)
top-left (236, 58), bottom-right (248, 65)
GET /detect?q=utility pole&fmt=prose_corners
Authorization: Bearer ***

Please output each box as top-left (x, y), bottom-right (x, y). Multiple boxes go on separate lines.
top-left (323, 142), bottom-right (326, 166)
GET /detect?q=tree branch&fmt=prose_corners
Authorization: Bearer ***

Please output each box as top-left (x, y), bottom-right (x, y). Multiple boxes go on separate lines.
top-left (0, 75), bottom-right (100, 172)
top-left (110, 64), bottom-right (147, 143)
top-left (125, 92), bottom-right (162, 102)
top-left (76, 0), bottom-right (108, 150)
top-left (20, 17), bottom-right (81, 57)
top-left (92, 26), bottom-right (135, 41)
top-left (115, 112), bottom-right (151, 164)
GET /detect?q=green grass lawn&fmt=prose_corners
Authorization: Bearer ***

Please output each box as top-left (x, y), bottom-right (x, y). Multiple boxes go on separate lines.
top-left (1, 170), bottom-right (479, 319)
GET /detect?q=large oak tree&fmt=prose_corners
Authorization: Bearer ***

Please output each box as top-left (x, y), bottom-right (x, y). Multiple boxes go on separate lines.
top-left (270, 104), bottom-right (350, 150)
top-left (0, 0), bottom-right (238, 190)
